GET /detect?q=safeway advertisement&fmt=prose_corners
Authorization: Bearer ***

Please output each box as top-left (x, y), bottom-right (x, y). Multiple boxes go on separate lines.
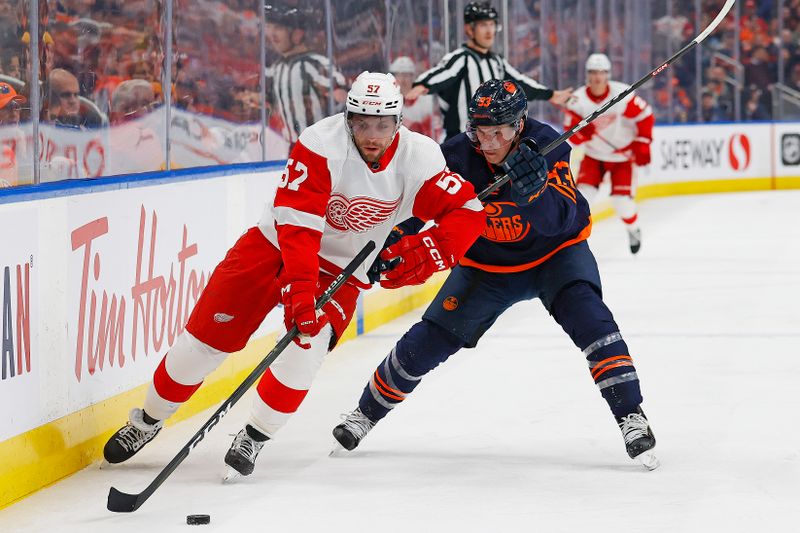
top-left (646, 123), bottom-right (772, 184)
top-left (0, 208), bottom-right (38, 441)
top-left (66, 181), bottom-right (229, 407)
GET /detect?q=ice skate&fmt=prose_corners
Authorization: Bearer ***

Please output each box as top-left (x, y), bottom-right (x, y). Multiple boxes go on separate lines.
top-left (103, 408), bottom-right (163, 464)
top-left (617, 407), bottom-right (659, 470)
top-left (627, 227), bottom-right (642, 255)
top-left (331, 407), bottom-right (375, 454)
top-left (223, 426), bottom-right (268, 481)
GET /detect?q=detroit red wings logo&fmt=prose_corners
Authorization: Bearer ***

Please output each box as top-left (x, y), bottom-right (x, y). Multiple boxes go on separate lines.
top-left (326, 193), bottom-right (400, 232)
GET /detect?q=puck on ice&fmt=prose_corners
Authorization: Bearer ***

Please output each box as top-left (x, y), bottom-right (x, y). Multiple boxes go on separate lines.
top-left (186, 514), bottom-right (210, 525)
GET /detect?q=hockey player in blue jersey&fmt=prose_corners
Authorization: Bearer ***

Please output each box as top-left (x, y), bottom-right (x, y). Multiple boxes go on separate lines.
top-left (332, 79), bottom-right (659, 470)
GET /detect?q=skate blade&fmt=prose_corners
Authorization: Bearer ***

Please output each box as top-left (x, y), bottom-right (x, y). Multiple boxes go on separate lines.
top-left (634, 450), bottom-right (660, 471)
top-left (222, 467), bottom-right (243, 484)
top-left (329, 441), bottom-right (346, 457)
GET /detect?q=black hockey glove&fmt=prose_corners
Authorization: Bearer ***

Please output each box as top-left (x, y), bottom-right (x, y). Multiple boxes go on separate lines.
top-left (367, 227), bottom-right (404, 283)
top-left (502, 137), bottom-right (549, 206)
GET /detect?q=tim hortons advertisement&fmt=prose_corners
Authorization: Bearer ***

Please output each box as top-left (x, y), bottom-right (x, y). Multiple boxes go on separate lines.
top-left (647, 123), bottom-right (772, 184)
top-left (65, 181), bottom-right (229, 408)
top-left (0, 208), bottom-right (37, 442)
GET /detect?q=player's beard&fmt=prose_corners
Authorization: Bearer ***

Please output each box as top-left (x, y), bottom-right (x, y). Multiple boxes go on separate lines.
top-left (356, 138), bottom-right (391, 164)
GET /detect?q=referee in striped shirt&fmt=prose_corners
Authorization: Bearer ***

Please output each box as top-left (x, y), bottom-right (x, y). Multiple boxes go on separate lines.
top-left (408, 2), bottom-right (572, 140)
top-left (265, 4), bottom-right (346, 147)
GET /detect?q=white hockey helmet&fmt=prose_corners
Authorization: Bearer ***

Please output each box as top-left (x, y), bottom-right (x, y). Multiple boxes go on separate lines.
top-left (346, 71), bottom-right (403, 117)
top-left (586, 53), bottom-right (611, 72)
top-left (389, 56), bottom-right (416, 75)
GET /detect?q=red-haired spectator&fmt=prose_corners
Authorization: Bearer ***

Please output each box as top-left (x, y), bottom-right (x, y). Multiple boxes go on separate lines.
top-left (0, 81), bottom-right (28, 187)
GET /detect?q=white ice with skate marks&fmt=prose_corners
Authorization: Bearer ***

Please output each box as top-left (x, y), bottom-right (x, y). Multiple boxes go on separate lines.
top-left (2, 190), bottom-right (799, 532)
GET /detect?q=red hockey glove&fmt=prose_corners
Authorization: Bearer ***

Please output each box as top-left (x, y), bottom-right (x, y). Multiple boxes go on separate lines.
top-left (281, 280), bottom-right (328, 349)
top-left (379, 229), bottom-right (455, 289)
top-left (621, 139), bottom-right (651, 166)
top-left (568, 122), bottom-right (595, 145)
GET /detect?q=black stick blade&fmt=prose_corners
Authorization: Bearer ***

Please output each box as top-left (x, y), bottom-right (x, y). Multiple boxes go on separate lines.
top-left (107, 486), bottom-right (142, 513)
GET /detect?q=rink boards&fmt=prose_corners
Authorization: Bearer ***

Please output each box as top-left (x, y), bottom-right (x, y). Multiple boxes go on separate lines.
top-left (0, 120), bottom-right (799, 509)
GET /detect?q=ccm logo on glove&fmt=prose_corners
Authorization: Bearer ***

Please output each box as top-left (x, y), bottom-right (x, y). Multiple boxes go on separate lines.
top-left (423, 235), bottom-right (447, 271)
top-left (379, 229), bottom-right (454, 289)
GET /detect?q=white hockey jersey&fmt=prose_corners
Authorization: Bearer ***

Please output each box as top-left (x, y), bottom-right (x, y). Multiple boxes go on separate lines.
top-left (258, 114), bottom-right (484, 288)
top-left (564, 81), bottom-right (653, 163)
top-left (402, 95), bottom-right (443, 142)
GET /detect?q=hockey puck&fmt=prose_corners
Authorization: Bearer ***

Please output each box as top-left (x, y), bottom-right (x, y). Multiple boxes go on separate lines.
top-left (186, 514), bottom-right (210, 525)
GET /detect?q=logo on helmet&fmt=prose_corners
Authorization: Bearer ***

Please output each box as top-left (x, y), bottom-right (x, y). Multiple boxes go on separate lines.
top-left (503, 81), bottom-right (517, 94)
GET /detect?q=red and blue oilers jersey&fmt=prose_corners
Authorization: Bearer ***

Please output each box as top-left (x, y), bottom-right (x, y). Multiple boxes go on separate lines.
top-left (442, 118), bottom-right (592, 273)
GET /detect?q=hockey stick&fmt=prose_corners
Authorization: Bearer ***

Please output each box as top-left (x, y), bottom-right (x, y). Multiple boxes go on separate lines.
top-left (477, 0), bottom-right (735, 201)
top-left (107, 240), bottom-right (377, 513)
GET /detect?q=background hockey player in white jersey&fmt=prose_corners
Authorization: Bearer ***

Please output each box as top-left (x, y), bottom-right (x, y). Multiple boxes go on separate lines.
top-left (389, 56), bottom-right (443, 142)
top-left (564, 53), bottom-right (654, 254)
top-left (102, 72), bottom-right (485, 480)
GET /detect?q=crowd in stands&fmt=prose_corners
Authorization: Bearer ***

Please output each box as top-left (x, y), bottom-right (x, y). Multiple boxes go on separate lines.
top-left (0, 0), bottom-right (799, 186)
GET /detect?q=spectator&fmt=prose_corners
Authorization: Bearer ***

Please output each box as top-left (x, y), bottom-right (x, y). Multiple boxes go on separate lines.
top-left (705, 65), bottom-right (733, 119)
top-left (788, 62), bottom-right (800, 93)
top-left (107, 79), bottom-right (164, 175)
top-left (1, 52), bottom-right (22, 80)
top-left (110, 78), bottom-right (157, 124)
top-left (230, 86), bottom-right (260, 123)
top-left (45, 68), bottom-right (83, 127)
top-left (389, 56), bottom-right (443, 141)
top-left (744, 85), bottom-right (771, 120)
top-left (700, 89), bottom-right (728, 123)
top-left (174, 73), bottom-right (199, 113)
top-left (745, 46), bottom-right (776, 89)
top-left (0, 81), bottom-right (28, 187)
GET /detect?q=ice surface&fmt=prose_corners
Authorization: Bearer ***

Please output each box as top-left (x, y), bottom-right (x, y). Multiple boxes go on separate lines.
top-left (1, 191), bottom-right (798, 532)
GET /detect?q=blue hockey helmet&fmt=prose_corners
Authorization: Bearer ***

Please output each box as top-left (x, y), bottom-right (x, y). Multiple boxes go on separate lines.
top-left (467, 79), bottom-right (527, 131)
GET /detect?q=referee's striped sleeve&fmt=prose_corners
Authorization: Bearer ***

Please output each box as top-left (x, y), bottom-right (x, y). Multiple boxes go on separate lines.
top-left (414, 49), bottom-right (467, 93)
top-left (503, 60), bottom-right (554, 101)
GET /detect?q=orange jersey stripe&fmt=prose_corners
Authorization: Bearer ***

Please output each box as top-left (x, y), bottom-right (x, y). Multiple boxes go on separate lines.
top-left (459, 218), bottom-right (592, 274)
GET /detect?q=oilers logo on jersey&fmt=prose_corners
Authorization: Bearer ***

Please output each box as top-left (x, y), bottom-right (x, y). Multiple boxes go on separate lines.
top-left (482, 202), bottom-right (531, 243)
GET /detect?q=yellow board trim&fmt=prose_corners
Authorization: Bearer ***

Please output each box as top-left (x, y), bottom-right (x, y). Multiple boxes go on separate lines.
top-left (2, 175), bottom-right (800, 509)
top-left (0, 281), bottom-right (445, 510)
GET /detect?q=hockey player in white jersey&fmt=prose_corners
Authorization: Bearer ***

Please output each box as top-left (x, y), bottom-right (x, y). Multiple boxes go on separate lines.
top-left (102, 72), bottom-right (485, 479)
top-left (564, 53), bottom-right (654, 254)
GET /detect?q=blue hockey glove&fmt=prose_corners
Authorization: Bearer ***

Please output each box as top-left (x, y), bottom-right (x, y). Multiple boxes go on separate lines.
top-left (502, 137), bottom-right (549, 206)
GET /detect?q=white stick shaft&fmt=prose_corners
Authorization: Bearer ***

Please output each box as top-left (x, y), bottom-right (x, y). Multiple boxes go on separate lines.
top-left (695, 0), bottom-right (736, 43)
